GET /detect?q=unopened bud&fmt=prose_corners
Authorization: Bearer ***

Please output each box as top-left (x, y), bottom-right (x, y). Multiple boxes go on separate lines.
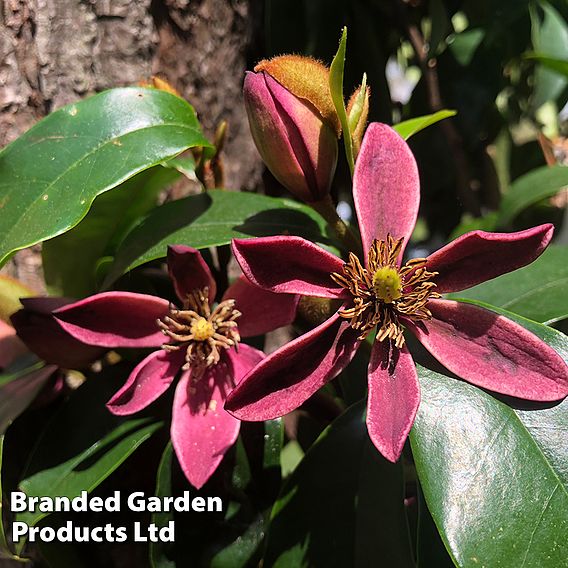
top-left (243, 56), bottom-right (339, 203)
top-left (347, 75), bottom-right (370, 158)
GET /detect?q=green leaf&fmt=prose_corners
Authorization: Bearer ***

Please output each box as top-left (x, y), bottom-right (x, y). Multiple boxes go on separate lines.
top-left (264, 400), bottom-right (415, 568)
top-left (449, 245), bottom-right (568, 324)
top-left (103, 190), bottom-right (334, 286)
top-left (329, 27), bottom-right (354, 176)
top-left (449, 28), bottom-right (485, 66)
top-left (393, 110), bottom-right (457, 140)
top-left (530, 1), bottom-right (568, 108)
top-left (410, 308), bottom-right (568, 568)
top-left (42, 166), bottom-right (179, 297)
top-left (15, 373), bottom-right (162, 536)
top-left (526, 53), bottom-right (568, 78)
top-left (497, 165), bottom-right (568, 225)
top-left (149, 442), bottom-right (175, 568)
top-left (0, 87), bottom-right (210, 267)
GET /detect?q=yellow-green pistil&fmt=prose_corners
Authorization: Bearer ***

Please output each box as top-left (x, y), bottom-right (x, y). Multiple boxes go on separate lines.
top-left (331, 235), bottom-right (440, 348)
top-left (157, 287), bottom-right (241, 377)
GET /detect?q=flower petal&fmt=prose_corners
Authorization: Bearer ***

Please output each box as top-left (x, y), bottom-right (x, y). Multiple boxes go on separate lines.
top-left (171, 361), bottom-right (241, 489)
top-left (54, 292), bottom-right (169, 348)
top-left (427, 224), bottom-right (554, 293)
top-left (232, 236), bottom-right (347, 299)
top-left (224, 343), bottom-right (265, 384)
top-left (11, 298), bottom-right (105, 369)
top-left (407, 299), bottom-right (568, 401)
top-left (223, 276), bottom-right (299, 337)
top-left (353, 123), bottom-right (420, 259)
top-left (107, 349), bottom-right (182, 415)
top-left (225, 312), bottom-right (360, 421)
top-left (167, 245), bottom-right (216, 303)
top-left (366, 341), bottom-right (420, 462)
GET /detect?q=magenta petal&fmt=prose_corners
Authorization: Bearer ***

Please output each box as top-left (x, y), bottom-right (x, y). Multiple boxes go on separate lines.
top-left (167, 245), bottom-right (216, 303)
top-left (427, 224), bottom-right (554, 293)
top-left (353, 123), bottom-right (420, 259)
top-left (225, 312), bottom-right (360, 420)
top-left (54, 292), bottom-right (169, 348)
top-left (223, 276), bottom-right (299, 337)
top-left (407, 299), bottom-right (568, 401)
top-left (224, 343), bottom-right (265, 385)
top-left (107, 349), bottom-right (182, 415)
top-left (366, 341), bottom-right (420, 462)
top-left (12, 298), bottom-right (105, 369)
top-left (232, 236), bottom-right (347, 299)
top-left (171, 363), bottom-right (241, 489)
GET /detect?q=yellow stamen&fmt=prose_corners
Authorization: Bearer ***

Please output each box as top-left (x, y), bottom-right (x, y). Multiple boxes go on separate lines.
top-left (330, 235), bottom-right (440, 347)
top-left (157, 287), bottom-right (241, 376)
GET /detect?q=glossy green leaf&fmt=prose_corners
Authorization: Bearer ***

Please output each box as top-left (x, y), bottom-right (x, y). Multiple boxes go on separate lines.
top-left (410, 307), bottom-right (568, 568)
top-left (329, 27), bottom-right (354, 176)
top-left (393, 110), bottom-right (457, 140)
top-left (42, 166), bottom-right (179, 297)
top-left (449, 245), bottom-right (568, 324)
top-left (15, 373), bottom-right (162, 535)
top-left (530, 1), bottom-right (568, 108)
top-left (264, 401), bottom-right (415, 568)
top-left (103, 190), bottom-right (333, 286)
top-left (526, 53), bottom-right (568, 78)
top-left (0, 87), bottom-right (210, 267)
top-left (497, 164), bottom-right (568, 225)
top-left (150, 442), bottom-right (175, 568)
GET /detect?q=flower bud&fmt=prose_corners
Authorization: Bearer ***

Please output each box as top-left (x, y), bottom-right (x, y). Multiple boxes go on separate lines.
top-left (347, 78), bottom-right (370, 158)
top-left (243, 56), bottom-right (339, 203)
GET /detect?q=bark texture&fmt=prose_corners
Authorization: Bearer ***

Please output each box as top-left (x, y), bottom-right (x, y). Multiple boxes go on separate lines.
top-left (0, 0), bottom-right (263, 291)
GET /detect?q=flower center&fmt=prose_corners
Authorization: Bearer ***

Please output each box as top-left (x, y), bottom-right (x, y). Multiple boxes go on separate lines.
top-left (330, 235), bottom-right (440, 348)
top-left (157, 287), bottom-right (241, 376)
top-left (190, 317), bottom-right (215, 341)
top-left (372, 266), bottom-right (402, 302)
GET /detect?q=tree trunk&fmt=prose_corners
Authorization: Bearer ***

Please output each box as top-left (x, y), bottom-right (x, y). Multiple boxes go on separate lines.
top-left (0, 0), bottom-right (263, 292)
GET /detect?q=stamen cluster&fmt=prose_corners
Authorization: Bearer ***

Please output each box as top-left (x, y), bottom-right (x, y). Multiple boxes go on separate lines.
top-left (157, 287), bottom-right (241, 376)
top-left (331, 235), bottom-right (439, 347)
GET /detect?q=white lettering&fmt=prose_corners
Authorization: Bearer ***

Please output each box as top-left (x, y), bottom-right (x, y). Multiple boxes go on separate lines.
top-left (192, 497), bottom-right (205, 512)
top-left (128, 492), bottom-right (146, 512)
top-left (10, 492), bottom-right (28, 513)
top-left (12, 522), bottom-right (28, 541)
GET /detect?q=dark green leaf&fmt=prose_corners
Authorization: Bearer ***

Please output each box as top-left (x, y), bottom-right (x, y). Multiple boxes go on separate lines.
top-left (410, 306), bottom-right (568, 568)
top-left (429, 0), bottom-right (450, 57)
top-left (0, 87), bottom-right (210, 266)
top-left (329, 27), bottom-right (354, 175)
top-left (103, 190), bottom-right (333, 286)
top-left (449, 245), bottom-right (568, 324)
top-left (42, 166), bottom-right (179, 297)
top-left (497, 165), bottom-right (568, 225)
top-left (15, 374), bottom-right (162, 535)
top-left (149, 442), bottom-right (175, 568)
top-left (264, 400), bottom-right (415, 568)
top-left (393, 110), bottom-right (457, 140)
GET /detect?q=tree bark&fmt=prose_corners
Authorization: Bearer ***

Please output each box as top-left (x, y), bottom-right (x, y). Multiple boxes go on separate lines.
top-left (0, 0), bottom-right (263, 292)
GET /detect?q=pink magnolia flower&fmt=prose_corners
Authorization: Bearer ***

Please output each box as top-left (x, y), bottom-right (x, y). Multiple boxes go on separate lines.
top-left (226, 123), bottom-right (568, 462)
top-left (54, 246), bottom-right (298, 488)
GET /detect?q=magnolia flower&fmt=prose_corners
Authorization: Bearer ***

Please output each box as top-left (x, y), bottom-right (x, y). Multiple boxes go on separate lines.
top-left (54, 246), bottom-right (298, 488)
top-left (244, 55), bottom-right (339, 203)
top-left (226, 123), bottom-right (568, 462)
